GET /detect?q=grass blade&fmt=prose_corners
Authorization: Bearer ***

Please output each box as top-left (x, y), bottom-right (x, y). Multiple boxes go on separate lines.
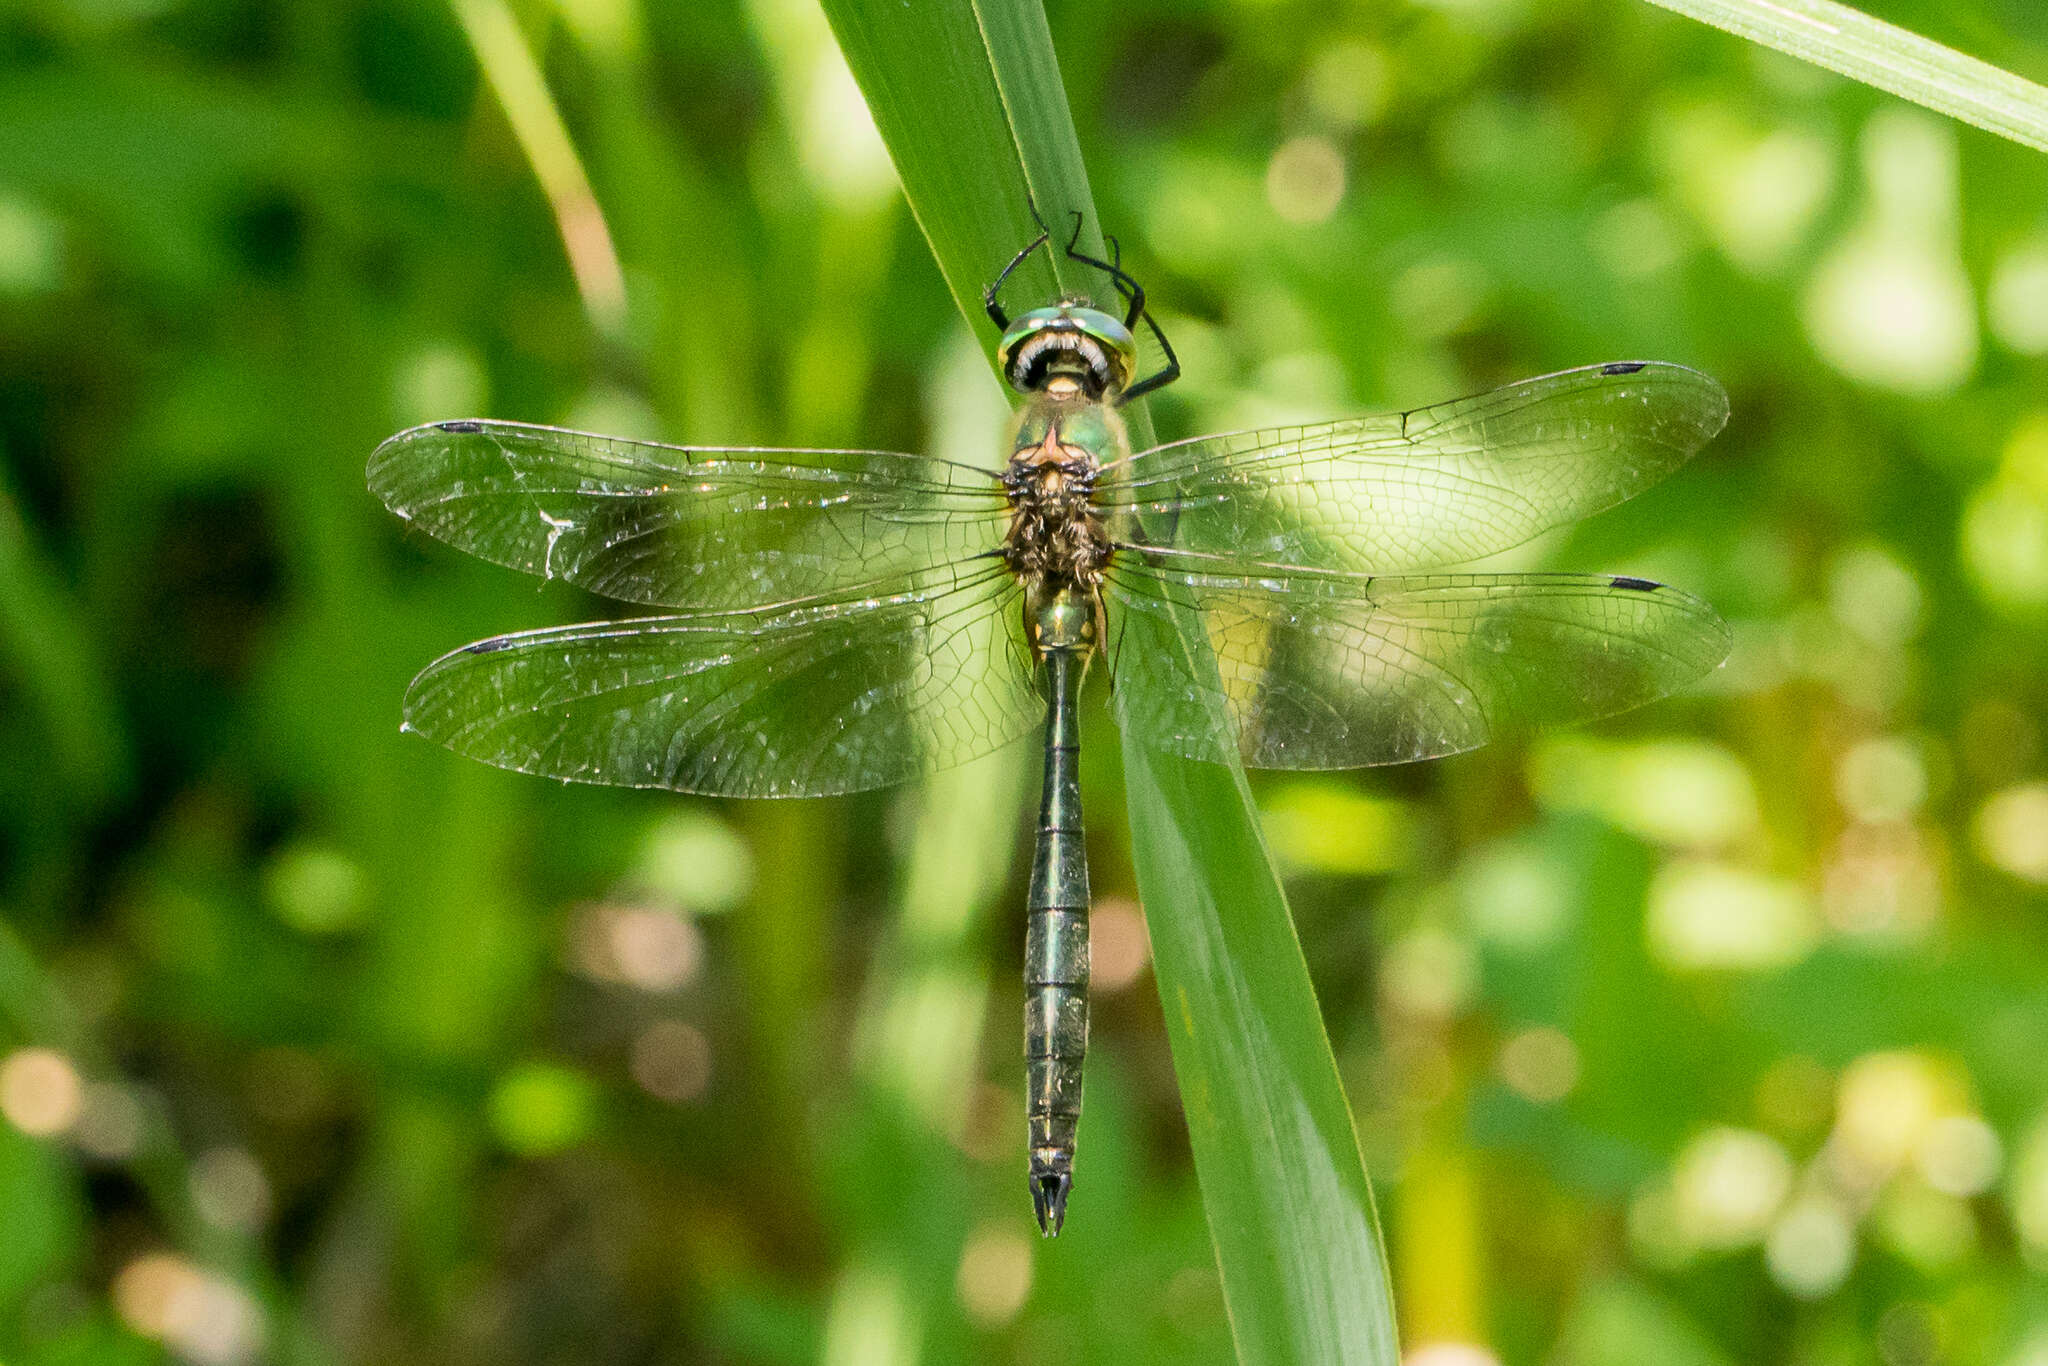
top-left (821, 2), bottom-right (1396, 1360)
top-left (448, 0), bottom-right (628, 330)
top-left (1640, 0), bottom-right (2048, 152)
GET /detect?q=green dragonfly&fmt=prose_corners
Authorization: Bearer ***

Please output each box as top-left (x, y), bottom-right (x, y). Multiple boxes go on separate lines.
top-left (369, 222), bottom-right (1730, 1236)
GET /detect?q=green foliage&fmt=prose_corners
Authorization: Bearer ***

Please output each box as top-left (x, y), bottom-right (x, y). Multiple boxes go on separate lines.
top-left (1642, 0), bottom-right (2048, 152)
top-left (1, 2), bottom-right (2048, 1365)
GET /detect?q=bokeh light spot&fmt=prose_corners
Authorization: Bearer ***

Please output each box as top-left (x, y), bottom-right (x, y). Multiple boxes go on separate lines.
top-left (955, 1223), bottom-right (1033, 1327)
top-left (0, 191), bottom-right (63, 294)
top-left (1834, 736), bottom-right (1929, 824)
top-left (114, 1254), bottom-right (265, 1366)
top-left (801, 53), bottom-right (896, 208)
top-left (1530, 737), bottom-right (1760, 850)
top-left (1590, 198), bottom-right (1685, 280)
top-left (262, 841), bottom-right (371, 935)
top-left (1829, 545), bottom-right (1923, 646)
top-left (629, 1020), bottom-right (711, 1104)
top-left (1766, 1195), bottom-right (1856, 1298)
top-left (2009, 1331), bottom-right (2048, 1366)
top-left (1804, 232), bottom-right (1977, 394)
top-left (392, 342), bottom-right (487, 428)
top-left (74, 1081), bottom-right (144, 1159)
top-left (1263, 783), bottom-right (1416, 877)
top-left (554, 0), bottom-right (639, 60)
top-left (1672, 1127), bottom-right (1794, 1250)
top-left (2015, 1117), bottom-right (2048, 1264)
top-left (1458, 839), bottom-right (1573, 951)
top-left (1917, 1115), bottom-right (2001, 1197)
top-left (634, 811), bottom-right (753, 913)
top-left (1380, 926), bottom-right (1478, 1022)
top-left (1088, 898), bottom-right (1150, 994)
top-left (1989, 241), bottom-right (2048, 354)
top-left (488, 1062), bottom-right (598, 1156)
top-left (573, 902), bottom-right (703, 993)
top-left (1646, 861), bottom-right (1817, 971)
top-left (1973, 783), bottom-right (2048, 883)
top-left (1497, 1026), bottom-right (1579, 1104)
top-left (0, 1047), bottom-right (83, 1138)
top-left (191, 1148), bottom-right (271, 1234)
top-left (1803, 114), bottom-right (1976, 395)
top-left (1404, 1345), bottom-right (1502, 1366)
top-left (1962, 477), bottom-right (2048, 610)
top-left (1305, 41), bottom-right (1391, 129)
top-left (1266, 136), bottom-right (1347, 226)
top-left (1656, 107), bottom-right (1834, 274)
top-left (1831, 1051), bottom-right (1962, 1189)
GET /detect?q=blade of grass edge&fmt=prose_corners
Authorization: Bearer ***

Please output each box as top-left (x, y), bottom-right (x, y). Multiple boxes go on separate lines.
top-left (1640, 0), bottom-right (2048, 152)
top-left (819, 3), bottom-right (1398, 1361)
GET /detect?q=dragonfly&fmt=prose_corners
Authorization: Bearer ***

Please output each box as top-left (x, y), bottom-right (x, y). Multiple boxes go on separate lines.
top-left (369, 218), bottom-right (1730, 1236)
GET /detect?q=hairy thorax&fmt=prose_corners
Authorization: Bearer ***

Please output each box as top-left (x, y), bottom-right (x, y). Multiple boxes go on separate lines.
top-left (1002, 383), bottom-right (1124, 592)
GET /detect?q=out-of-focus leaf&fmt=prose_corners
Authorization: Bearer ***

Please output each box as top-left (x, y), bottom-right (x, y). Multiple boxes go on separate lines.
top-left (0, 1124), bottom-right (82, 1311)
top-left (1641, 0), bottom-right (2048, 152)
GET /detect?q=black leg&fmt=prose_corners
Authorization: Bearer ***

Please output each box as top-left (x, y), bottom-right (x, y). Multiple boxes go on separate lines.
top-left (1013, 205), bottom-right (1182, 403)
top-left (986, 195), bottom-right (1064, 330)
top-left (1056, 211), bottom-right (1182, 402)
top-left (1059, 231), bottom-right (1148, 330)
top-left (986, 228), bottom-right (1048, 331)
top-left (1120, 309), bottom-right (1181, 404)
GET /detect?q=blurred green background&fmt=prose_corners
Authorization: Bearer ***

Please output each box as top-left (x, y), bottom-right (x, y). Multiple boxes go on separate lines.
top-left (4, 0), bottom-right (2048, 1362)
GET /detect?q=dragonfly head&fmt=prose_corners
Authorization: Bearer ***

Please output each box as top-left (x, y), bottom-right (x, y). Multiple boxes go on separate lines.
top-left (999, 303), bottom-right (1138, 400)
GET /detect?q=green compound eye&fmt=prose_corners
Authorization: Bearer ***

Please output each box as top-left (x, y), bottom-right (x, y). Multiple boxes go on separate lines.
top-left (998, 305), bottom-right (1139, 396)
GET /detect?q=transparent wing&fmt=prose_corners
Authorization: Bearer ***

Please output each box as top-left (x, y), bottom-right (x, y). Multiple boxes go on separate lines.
top-left (1106, 555), bottom-right (1729, 769)
top-left (369, 420), bottom-right (1010, 610)
top-left (1104, 363), bottom-right (1727, 573)
top-left (402, 565), bottom-right (1036, 797)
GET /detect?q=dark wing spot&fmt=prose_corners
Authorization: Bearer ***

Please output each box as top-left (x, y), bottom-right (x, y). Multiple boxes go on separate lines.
top-left (437, 420), bottom-right (486, 434)
top-left (1610, 575), bottom-right (1660, 591)
top-left (464, 637), bottom-right (517, 653)
top-left (1600, 361), bottom-right (1648, 376)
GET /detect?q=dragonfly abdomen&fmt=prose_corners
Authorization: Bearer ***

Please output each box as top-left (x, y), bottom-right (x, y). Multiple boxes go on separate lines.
top-left (1024, 631), bottom-right (1091, 1236)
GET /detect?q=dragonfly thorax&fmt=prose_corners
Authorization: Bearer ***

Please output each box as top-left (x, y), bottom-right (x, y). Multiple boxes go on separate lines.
top-left (1003, 396), bottom-right (1119, 602)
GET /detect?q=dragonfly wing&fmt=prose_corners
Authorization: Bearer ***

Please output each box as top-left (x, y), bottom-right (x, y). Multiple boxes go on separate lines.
top-left (402, 566), bottom-right (1036, 797)
top-left (369, 420), bottom-right (1009, 610)
top-left (1106, 556), bottom-right (1729, 769)
top-left (1104, 363), bottom-right (1727, 573)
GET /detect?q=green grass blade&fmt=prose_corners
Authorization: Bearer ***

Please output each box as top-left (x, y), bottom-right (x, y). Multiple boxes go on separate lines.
top-left (1640, 0), bottom-right (2048, 152)
top-left (1121, 746), bottom-right (1399, 1362)
top-left (448, 0), bottom-right (628, 330)
top-left (820, 3), bottom-right (1396, 1360)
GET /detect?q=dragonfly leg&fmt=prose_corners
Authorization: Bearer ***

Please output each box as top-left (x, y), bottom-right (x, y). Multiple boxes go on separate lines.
top-left (1058, 226), bottom-right (1182, 403)
top-left (986, 197), bottom-right (1055, 330)
top-left (1119, 311), bottom-right (1181, 404)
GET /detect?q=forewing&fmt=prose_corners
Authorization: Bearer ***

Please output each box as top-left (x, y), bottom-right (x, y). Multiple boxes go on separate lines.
top-left (403, 566), bottom-right (1036, 797)
top-left (369, 420), bottom-right (1009, 610)
top-left (1107, 557), bottom-right (1729, 769)
top-left (1105, 362), bottom-right (1727, 573)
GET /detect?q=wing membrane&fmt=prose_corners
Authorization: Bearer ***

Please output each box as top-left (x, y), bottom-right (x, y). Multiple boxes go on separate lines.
top-left (1105, 363), bottom-right (1727, 573)
top-left (403, 565), bottom-right (1035, 796)
top-left (1106, 555), bottom-right (1729, 769)
top-left (369, 420), bottom-right (1009, 610)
